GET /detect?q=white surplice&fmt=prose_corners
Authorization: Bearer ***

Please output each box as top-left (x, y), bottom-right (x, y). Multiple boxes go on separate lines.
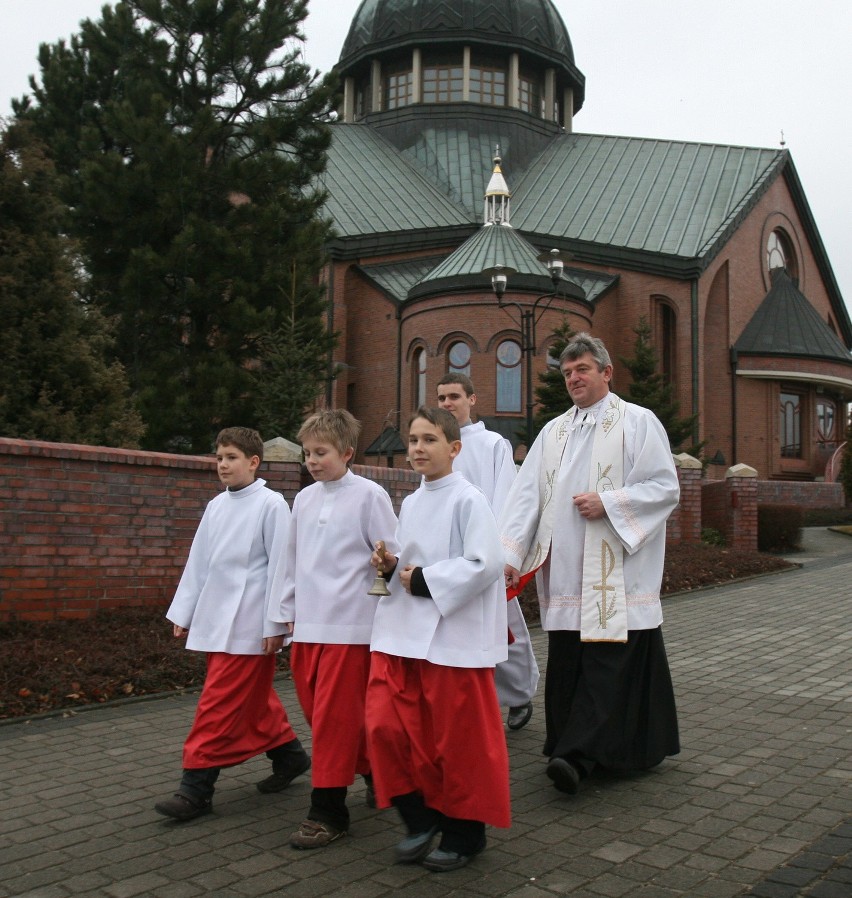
top-left (499, 394), bottom-right (680, 632)
top-left (272, 470), bottom-right (399, 644)
top-left (454, 421), bottom-right (517, 517)
top-left (456, 420), bottom-right (540, 705)
top-left (370, 472), bottom-right (508, 668)
top-left (167, 478), bottom-right (290, 654)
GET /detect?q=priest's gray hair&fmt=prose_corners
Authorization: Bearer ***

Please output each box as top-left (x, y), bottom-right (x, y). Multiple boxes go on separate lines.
top-left (559, 332), bottom-right (612, 371)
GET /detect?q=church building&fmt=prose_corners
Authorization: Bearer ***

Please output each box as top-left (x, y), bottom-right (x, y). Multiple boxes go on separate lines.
top-left (318, 0), bottom-right (852, 481)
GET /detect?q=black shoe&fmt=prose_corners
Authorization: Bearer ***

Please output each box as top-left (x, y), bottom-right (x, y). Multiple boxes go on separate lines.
top-left (421, 836), bottom-right (486, 872)
top-left (546, 757), bottom-right (581, 794)
top-left (256, 753), bottom-right (311, 793)
top-left (506, 702), bottom-right (533, 730)
top-left (154, 792), bottom-right (212, 821)
top-left (394, 826), bottom-right (439, 864)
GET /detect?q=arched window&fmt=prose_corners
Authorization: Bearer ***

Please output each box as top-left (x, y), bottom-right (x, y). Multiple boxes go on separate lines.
top-left (816, 400), bottom-right (836, 444)
top-left (413, 348), bottom-right (427, 408)
top-left (496, 340), bottom-right (522, 412)
top-left (659, 303), bottom-right (676, 383)
top-left (766, 229), bottom-right (798, 281)
top-left (779, 391), bottom-right (802, 458)
top-left (448, 341), bottom-right (471, 376)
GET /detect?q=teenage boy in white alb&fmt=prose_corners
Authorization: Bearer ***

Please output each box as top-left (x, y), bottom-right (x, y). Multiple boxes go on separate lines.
top-left (367, 406), bottom-right (510, 873)
top-left (436, 373), bottom-right (539, 730)
top-left (273, 410), bottom-right (399, 850)
top-left (155, 427), bottom-right (309, 822)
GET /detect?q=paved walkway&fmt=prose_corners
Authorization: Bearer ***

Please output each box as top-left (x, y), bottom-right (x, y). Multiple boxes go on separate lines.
top-left (2, 529), bottom-right (850, 897)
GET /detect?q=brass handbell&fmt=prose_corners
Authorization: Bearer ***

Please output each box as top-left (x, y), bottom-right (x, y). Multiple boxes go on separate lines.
top-left (368, 540), bottom-right (391, 596)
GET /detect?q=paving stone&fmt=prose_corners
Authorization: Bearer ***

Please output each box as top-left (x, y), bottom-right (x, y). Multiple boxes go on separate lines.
top-left (1, 532), bottom-right (851, 897)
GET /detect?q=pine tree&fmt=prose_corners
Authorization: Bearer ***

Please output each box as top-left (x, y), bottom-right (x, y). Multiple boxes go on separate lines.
top-left (532, 317), bottom-right (575, 437)
top-left (620, 317), bottom-right (704, 458)
top-left (0, 121), bottom-right (144, 446)
top-left (15, 0), bottom-right (337, 452)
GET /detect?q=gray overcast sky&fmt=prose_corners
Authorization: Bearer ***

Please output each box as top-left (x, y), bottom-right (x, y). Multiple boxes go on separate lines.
top-left (2, 0), bottom-right (850, 315)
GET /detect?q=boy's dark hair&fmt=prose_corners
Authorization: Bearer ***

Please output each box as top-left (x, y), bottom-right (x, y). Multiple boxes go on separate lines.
top-left (436, 372), bottom-right (475, 396)
top-left (297, 409), bottom-right (361, 456)
top-left (216, 427), bottom-right (264, 461)
top-left (409, 406), bottom-right (461, 443)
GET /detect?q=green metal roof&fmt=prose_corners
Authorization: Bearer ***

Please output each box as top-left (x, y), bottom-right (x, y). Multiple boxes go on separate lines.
top-left (423, 223), bottom-right (548, 281)
top-left (369, 105), bottom-right (561, 218)
top-left (561, 265), bottom-right (619, 305)
top-left (357, 256), bottom-right (448, 302)
top-left (323, 124), bottom-right (785, 264)
top-left (320, 123), bottom-right (470, 237)
top-left (513, 134), bottom-right (785, 261)
top-left (734, 268), bottom-right (852, 363)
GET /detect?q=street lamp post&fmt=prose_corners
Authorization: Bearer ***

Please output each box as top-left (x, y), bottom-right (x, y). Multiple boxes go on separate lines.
top-left (484, 249), bottom-right (567, 446)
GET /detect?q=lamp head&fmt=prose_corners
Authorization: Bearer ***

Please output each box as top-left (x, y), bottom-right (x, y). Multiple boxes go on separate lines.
top-left (537, 248), bottom-right (566, 289)
top-left (482, 263), bottom-right (516, 302)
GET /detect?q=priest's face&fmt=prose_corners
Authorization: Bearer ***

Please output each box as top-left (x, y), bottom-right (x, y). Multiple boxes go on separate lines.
top-left (561, 352), bottom-right (612, 408)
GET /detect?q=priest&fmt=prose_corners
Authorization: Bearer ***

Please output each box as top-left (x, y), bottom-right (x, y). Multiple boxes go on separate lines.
top-left (499, 333), bottom-right (680, 794)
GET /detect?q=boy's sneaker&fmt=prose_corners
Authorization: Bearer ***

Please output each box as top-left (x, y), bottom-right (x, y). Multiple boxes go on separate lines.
top-left (289, 819), bottom-right (346, 849)
top-left (256, 753), bottom-right (311, 793)
top-left (154, 793), bottom-right (211, 821)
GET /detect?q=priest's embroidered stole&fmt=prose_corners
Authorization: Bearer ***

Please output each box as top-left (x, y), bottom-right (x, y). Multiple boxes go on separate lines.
top-left (520, 395), bottom-right (628, 642)
top-left (580, 396), bottom-right (627, 642)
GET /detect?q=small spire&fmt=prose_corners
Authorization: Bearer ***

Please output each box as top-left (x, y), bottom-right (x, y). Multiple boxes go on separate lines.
top-left (483, 146), bottom-right (511, 226)
top-left (780, 129), bottom-right (786, 148)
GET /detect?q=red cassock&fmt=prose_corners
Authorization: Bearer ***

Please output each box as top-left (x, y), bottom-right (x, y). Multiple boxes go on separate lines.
top-left (291, 642), bottom-right (371, 787)
top-left (183, 653), bottom-right (295, 769)
top-left (366, 652), bottom-right (511, 828)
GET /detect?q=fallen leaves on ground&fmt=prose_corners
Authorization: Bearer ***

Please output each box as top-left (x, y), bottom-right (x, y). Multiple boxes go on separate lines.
top-left (2, 542), bottom-right (795, 720)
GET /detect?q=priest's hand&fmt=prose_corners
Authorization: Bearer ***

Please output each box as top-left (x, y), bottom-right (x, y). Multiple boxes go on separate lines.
top-left (573, 492), bottom-right (606, 520)
top-left (172, 624), bottom-right (188, 638)
top-left (505, 564), bottom-right (521, 590)
top-left (262, 635), bottom-right (285, 654)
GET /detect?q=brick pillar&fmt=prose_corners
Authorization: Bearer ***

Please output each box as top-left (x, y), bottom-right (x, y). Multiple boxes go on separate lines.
top-left (725, 463), bottom-right (758, 551)
top-left (672, 453), bottom-right (703, 544)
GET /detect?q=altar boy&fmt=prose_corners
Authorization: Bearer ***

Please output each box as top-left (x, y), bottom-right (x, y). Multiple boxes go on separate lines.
top-left (155, 427), bottom-right (309, 822)
top-left (367, 406), bottom-right (510, 872)
top-left (273, 409), bottom-right (399, 849)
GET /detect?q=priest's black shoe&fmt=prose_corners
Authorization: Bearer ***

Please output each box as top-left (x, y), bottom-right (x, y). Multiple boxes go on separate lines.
top-left (421, 836), bottom-right (486, 872)
top-left (506, 702), bottom-right (533, 730)
top-left (546, 756), bottom-right (581, 794)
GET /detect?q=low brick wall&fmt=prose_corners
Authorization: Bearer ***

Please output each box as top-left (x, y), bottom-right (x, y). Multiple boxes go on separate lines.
top-left (756, 480), bottom-right (844, 509)
top-left (352, 463), bottom-right (419, 513)
top-left (0, 438), bottom-right (303, 622)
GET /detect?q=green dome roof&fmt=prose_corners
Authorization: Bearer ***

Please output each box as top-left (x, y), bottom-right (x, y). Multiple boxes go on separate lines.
top-left (339, 0), bottom-right (579, 74)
